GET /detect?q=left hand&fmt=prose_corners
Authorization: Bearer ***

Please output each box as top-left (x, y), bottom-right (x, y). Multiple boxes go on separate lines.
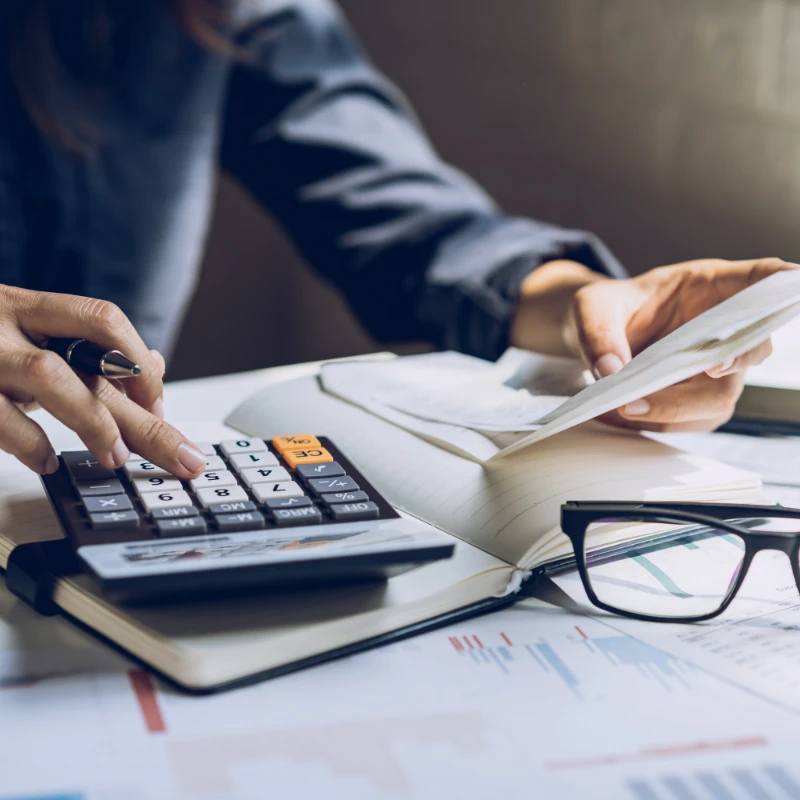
top-left (510, 257), bottom-right (798, 432)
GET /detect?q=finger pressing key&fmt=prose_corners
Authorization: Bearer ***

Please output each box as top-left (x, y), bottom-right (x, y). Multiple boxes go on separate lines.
top-left (86, 376), bottom-right (206, 478)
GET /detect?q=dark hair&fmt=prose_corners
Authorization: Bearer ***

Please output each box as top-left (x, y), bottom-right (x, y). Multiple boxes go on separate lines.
top-left (4, 0), bottom-right (229, 153)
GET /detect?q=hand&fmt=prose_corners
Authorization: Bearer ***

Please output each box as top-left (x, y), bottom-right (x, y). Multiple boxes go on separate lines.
top-left (510, 257), bottom-right (797, 432)
top-left (0, 285), bottom-right (207, 476)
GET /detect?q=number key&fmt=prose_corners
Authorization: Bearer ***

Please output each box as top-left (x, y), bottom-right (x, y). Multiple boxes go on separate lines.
top-left (239, 466), bottom-right (290, 488)
top-left (229, 452), bottom-right (279, 472)
top-left (219, 438), bottom-right (268, 456)
top-left (125, 461), bottom-right (174, 480)
top-left (195, 485), bottom-right (249, 508)
top-left (133, 477), bottom-right (182, 496)
top-left (190, 471), bottom-right (237, 491)
top-left (251, 481), bottom-right (305, 504)
top-left (140, 490), bottom-right (193, 512)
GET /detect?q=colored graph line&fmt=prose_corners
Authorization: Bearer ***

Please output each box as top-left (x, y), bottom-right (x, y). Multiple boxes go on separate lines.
top-left (629, 552), bottom-right (692, 599)
top-left (0, 795), bottom-right (84, 800)
top-left (547, 736), bottom-right (767, 770)
top-left (128, 669), bottom-right (167, 734)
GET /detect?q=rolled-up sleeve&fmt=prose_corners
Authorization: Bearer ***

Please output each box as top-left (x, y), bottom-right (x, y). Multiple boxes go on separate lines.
top-left (220, 0), bottom-right (625, 360)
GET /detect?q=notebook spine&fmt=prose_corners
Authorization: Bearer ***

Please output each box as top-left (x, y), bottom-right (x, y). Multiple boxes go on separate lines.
top-left (5, 540), bottom-right (80, 616)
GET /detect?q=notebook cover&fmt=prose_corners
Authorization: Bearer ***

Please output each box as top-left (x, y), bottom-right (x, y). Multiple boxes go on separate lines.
top-left (1, 541), bottom-right (516, 694)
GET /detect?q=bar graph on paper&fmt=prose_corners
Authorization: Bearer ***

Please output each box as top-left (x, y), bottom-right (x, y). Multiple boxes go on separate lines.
top-left (447, 616), bottom-right (695, 700)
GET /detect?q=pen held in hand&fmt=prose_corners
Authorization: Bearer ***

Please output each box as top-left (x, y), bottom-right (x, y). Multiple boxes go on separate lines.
top-left (46, 338), bottom-right (142, 379)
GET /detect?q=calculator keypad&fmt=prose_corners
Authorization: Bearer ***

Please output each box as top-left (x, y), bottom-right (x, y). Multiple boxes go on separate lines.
top-left (50, 436), bottom-right (397, 547)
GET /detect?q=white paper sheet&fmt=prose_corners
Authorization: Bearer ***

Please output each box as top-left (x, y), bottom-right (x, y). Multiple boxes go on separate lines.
top-left (5, 597), bottom-right (800, 799)
top-left (322, 271), bottom-right (800, 462)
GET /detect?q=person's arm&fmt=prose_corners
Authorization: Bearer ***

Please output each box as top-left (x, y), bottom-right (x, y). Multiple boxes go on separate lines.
top-left (219, 0), bottom-right (625, 361)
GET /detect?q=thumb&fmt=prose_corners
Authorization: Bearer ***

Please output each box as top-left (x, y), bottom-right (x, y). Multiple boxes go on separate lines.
top-left (571, 282), bottom-right (636, 379)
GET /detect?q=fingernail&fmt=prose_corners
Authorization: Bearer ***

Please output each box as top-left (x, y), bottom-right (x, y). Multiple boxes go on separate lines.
top-left (177, 442), bottom-right (206, 473)
top-left (151, 397), bottom-right (165, 419)
top-left (624, 399), bottom-right (651, 417)
top-left (111, 437), bottom-right (130, 468)
top-left (594, 354), bottom-right (625, 379)
top-left (43, 451), bottom-right (59, 475)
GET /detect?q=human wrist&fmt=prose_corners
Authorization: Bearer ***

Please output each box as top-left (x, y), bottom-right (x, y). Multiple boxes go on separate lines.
top-left (509, 260), bottom-right (607, 357)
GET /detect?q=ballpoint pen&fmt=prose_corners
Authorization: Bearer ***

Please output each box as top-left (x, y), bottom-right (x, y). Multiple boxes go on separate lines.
top-left (47, 338), bottom-right (142, 379)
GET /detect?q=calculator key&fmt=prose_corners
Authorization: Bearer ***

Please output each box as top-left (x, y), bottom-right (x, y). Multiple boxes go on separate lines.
top-left (229, 451), bottom-right (279, 472)
top-left (329, 501), bottom-right (380, 521)
top-left (125, 461), bottom-right (174, 480)
top-left (196, 485), bottom-right (249, 508)
top-left (273, 506), bottom-right (323, 526)
top-left (296, 461), bottom-right (345, 480)
top-left (219, 438), bottom-right (268, 457)
top-left (204, 455), bottom-right (227, 472)
top-left (251, 481), bottom-right (305, 504)
top-left (62, 451), bottom-right (117, 483)
top-left (157, 517), bottom-right (208, 536)
top-left (240, 466), bottom-right (290, 488)
top-left (83, 494), bottom-right (133, 514)
top-left (89, 511), bottom-right (140, 530)
top-left (215, 511), bottom-right (266, 532)
top-left (75, 479), bottom-right (125, 497)
top-left (209, 501), bottom-right (257, 515)
top-left (134, 477), bottom-right (182, 496)
top-left (151, 506), bottom-right (199, 520)
top-left (283, 447), bottom-right (333, 469)
top-left (190, 471), bottom-right (237, 491)
top-left (321, 491), bottom-right (369, 505)
top-left (195, 442), bottom-right (218, 456)
top-left (140, 490), bottom-right (193, 512)
top-left (272, 435), bottom-right (320, 454)
top-left (307, 476), bottom-right (360, 496)
top-left (265, 496), bottom-right (313, 510)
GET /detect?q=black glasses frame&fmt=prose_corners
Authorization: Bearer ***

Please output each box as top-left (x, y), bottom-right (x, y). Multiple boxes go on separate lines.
top-left (560, 501), bottom-right (800, 623)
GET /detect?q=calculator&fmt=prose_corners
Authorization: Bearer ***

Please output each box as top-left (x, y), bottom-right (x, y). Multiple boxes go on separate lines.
top-left (41, 435), bottom-right (454, 602)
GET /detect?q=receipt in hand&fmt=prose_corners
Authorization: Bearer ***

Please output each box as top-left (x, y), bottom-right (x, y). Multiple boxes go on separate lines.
top-left (322, 270), bottom-right (800, 461)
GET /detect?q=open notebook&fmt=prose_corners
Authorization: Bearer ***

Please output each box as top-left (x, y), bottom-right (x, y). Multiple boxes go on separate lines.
top-left (1, 270), bottom-right (795, 692)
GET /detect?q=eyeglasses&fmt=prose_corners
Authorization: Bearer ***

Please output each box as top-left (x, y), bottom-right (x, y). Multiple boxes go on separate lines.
top-left (555, 501), bottom-right (800, 623)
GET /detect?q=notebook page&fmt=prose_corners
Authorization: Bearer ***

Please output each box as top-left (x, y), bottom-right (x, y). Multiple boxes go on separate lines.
top-left (226, 375), bottom-right (759, 567)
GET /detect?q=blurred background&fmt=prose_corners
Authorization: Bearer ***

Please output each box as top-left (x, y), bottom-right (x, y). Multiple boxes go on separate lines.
top-left (170, 0), bottom-right (800, 379)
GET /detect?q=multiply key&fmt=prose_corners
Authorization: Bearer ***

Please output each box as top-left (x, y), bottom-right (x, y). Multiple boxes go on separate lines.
top-left (307, 476), bottom-right (359, 496)
top-left (83, 494), bottom-right (133, 514)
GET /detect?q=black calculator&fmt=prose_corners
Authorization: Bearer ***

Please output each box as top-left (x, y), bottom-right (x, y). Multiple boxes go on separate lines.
top-left (42, 435), bottom-right (454, 602)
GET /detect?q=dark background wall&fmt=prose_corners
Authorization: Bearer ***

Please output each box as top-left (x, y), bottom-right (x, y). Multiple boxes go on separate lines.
top-left (170, 0), bottom-right (800, 379)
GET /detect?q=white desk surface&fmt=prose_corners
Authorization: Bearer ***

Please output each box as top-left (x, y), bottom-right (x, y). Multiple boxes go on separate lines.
top-left (3, 362), bottom-right (800, 799)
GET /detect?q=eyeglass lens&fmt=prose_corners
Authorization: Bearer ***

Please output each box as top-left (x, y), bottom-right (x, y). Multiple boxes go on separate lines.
top-left (576, 517), bottom-right (749, 619)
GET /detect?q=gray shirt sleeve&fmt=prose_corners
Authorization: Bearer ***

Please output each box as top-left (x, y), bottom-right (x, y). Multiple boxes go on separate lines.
top-left (220, 0), bottom-right (625, 360)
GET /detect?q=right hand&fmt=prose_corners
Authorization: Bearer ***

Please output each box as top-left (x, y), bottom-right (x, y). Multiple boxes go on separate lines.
top-left (0, 285), bottom-right (207, 477)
